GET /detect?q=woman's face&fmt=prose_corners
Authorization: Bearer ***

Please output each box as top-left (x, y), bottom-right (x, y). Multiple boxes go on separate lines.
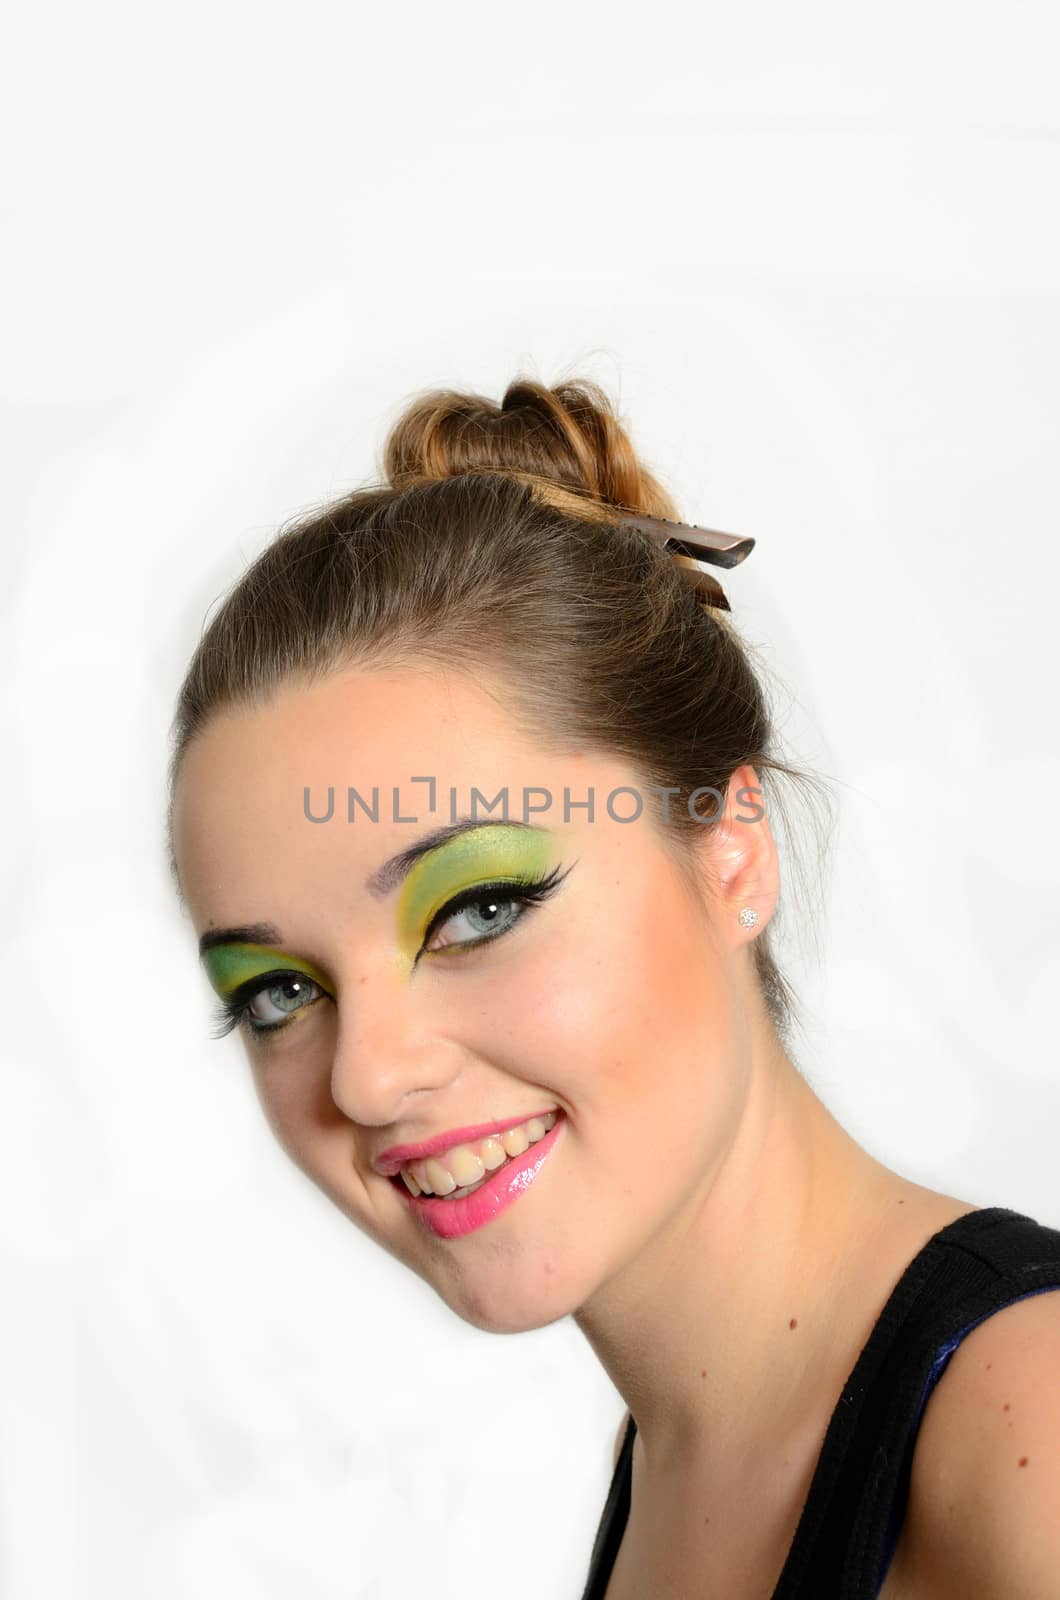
top-left (170, 664), bottom-right (766, 1334)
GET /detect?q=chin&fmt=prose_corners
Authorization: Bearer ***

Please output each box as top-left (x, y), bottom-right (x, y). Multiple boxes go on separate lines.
top-left (440, 1270), bottom-right (582, 1335)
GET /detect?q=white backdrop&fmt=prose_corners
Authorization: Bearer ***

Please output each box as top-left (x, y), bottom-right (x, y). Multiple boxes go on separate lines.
top-left (4, 3), bottom-right (1059, 1596)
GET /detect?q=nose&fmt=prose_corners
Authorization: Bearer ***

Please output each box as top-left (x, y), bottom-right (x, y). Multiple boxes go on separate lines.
top-left (328, 972), bottom-right (462, 1127)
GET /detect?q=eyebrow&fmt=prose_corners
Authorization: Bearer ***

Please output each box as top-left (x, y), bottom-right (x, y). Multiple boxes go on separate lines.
top-left (199, 922), bottom-right (283, 957)
top-left (197, 819), bottom-right (551, 953)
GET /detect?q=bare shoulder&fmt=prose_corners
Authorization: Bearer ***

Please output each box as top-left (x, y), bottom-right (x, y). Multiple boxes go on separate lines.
top-left (896, 1287), bottom-right (1060, 1598)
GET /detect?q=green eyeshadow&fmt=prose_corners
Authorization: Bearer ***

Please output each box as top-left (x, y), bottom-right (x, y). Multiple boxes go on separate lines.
top-left (395, 823), bottom-right (567, 969)
top-left (201, 941), bottom-right (332, 1001)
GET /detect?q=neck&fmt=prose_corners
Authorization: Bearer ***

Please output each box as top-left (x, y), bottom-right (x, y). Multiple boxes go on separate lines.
top-left (572, 1029), bottom-right (972, 1485)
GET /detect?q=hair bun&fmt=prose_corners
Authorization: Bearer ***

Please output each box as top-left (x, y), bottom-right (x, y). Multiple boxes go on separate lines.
top-left (381, 375), bottom-right (680, 523)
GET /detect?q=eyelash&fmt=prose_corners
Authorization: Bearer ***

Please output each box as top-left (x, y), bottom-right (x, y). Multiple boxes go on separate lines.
top-left (418, 864), bottom-right (568, 958)
top-left (209, 864), bottom-right (570, 1045)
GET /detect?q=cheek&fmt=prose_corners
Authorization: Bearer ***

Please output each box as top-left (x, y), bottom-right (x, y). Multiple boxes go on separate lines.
top-left (456, 873), bottom-right (733, 1107)
top-left (556, 885), bottom-right (742, 1181)
top-left (249, 1052), bottom-right (349, 1174)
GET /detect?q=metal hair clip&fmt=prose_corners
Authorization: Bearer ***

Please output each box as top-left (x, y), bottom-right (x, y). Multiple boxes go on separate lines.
top-left (617, 513), bottom-right (756, 612)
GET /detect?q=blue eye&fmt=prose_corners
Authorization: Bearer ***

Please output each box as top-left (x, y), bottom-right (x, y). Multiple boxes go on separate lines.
top-left (210, 972), bottom-right (326, 1041)
top-left (419, 865), bottom-right (570, 959)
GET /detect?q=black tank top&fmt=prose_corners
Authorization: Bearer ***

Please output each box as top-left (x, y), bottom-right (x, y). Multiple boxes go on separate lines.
top-left (579, 1206), bottom-right (1060, 1599)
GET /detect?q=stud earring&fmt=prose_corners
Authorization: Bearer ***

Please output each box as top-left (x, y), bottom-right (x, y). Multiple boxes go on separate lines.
top-left (738, 907), bottom-right (758, 929)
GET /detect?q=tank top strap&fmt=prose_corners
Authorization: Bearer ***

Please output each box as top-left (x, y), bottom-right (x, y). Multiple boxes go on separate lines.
top-left (580, 1409), bottom-right (636, 1600)
top-left (771, 1205), bottom-right (1060, 1598)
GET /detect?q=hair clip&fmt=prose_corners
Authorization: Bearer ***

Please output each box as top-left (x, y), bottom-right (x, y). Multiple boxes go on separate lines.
top-left (617, 513), bottom-right (755, 612)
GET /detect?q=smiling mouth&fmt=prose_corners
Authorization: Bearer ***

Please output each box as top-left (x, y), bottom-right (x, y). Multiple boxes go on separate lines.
top-left (387, 1110), bottom-right (562, 1199)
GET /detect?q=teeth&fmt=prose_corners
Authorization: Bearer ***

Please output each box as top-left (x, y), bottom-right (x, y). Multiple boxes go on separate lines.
top-left (444, 1173), bottom-right (490, 1200)
top-left (448, 1147), bottom-right (486, 1187)
top-left (424, 1158), bottom-right (457, 1196)
top-left (501, 1124), bottom-right (530, 1158)
top-left (480, 1137), bottom-right (509, 1171)
top-left (400, 1111), bottom-right (558, 1196)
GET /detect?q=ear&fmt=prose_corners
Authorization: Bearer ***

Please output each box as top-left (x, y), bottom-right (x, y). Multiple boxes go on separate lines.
top-left (699, 764), bottom-right (780, 943)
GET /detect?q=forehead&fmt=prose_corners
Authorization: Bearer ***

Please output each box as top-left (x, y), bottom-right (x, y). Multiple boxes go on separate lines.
top-left (173, 665), bottom-right (584, 818)
top-left (170, 664), bottom-right (643, 928)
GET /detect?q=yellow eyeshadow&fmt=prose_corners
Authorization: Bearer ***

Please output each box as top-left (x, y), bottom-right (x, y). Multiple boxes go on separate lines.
top-left (395, 824), bottom-right (566, 968)
top-left (201, 941), bottom-right (332, 1001)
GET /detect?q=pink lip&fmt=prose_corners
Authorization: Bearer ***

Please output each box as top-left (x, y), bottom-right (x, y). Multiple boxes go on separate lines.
top-left (374, 1107), bottom-right (560, 1177)
top-left (393, 1111), bottom-right (565, 1240)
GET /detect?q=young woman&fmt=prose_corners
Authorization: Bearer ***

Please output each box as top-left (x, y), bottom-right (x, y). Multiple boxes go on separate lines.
top-left (167, 377), bottom-right (1060, 1599)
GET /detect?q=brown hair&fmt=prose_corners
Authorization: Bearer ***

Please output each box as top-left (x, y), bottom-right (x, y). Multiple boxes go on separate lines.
top-left (168, 375), bottom-right (832, 1046)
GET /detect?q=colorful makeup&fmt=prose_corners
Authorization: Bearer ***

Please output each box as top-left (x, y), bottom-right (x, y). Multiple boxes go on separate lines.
top-left (201, 941), bottom-right (334, 1040)
top-left (200, 824), bottom-right (574, 1042)
top-left (394, 822), bottom-right (572, 973)
top-left (201, 941), bottom-right (333, 1002)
